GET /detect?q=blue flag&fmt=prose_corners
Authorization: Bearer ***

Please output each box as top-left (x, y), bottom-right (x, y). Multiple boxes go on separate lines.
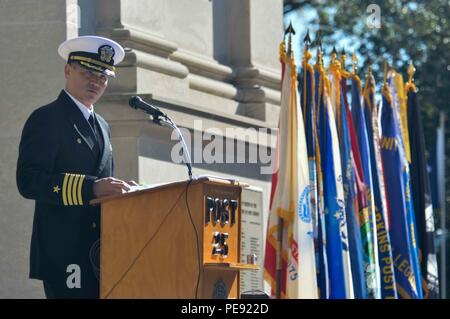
top-left (351, 76), bottom-right (381, 298)
top-left (316, 66), bottom-right (353, 298)
top-left (338, 76), bottom-right (367, 299)
top-left (389, 74), bottom-right (423, 299)
top-left (300, 61), bottom-right (329, 299)
top-left (380, 88), bottom-right (420, 299)
top-left (363, 73), bottom-right (398, 299)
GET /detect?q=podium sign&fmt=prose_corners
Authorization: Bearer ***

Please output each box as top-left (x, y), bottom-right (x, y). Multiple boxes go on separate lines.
top-left (240, 187), bottom-right (264, 295)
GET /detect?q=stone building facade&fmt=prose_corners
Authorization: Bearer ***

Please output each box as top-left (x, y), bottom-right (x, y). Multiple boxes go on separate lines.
top-left (0, 0), bottom-right (282, 298)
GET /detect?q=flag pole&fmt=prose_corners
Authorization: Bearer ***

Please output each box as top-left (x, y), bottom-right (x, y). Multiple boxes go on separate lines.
top-left (276, 22), bottom-right (296, 299)
top-left (438, 111), bottom-right (446, 299)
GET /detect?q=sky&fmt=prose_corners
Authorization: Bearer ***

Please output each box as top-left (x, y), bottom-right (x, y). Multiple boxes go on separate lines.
top-left (282, 5), bottom-right (382, 102)
top-left (283, 6), bottom-right (362, 71)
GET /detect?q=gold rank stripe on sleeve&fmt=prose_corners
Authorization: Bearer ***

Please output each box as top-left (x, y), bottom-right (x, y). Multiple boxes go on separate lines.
top-left (62, 174), bottom-right (69, 206)
top-left (72, 175), bottom-right (80, 205)
top-left (77, 175), bottom-right (85, 205)
top-left (67, 174), bottom-right (75, 205)
top-left (62, 173), bottom-right (85, 206)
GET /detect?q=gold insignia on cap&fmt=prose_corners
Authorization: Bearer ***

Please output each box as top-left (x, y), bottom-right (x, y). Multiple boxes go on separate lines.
top-left (53, 186), bottom-right (60, 194)
top-left (77, 138), bottom-right (82, 144)
top-left (99, 45), bottom-right (115, 63)
top-left (70, 55), bottom-right (115, 71)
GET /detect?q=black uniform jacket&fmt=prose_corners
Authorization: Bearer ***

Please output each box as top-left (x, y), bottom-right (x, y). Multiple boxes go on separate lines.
top-left (16, 90), bottom-right (113, 296)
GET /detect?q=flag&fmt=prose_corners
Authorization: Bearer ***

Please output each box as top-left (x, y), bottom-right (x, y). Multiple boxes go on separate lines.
top-left (263, 42), bottom-right (318, 298)
top-left (436, 112), bottom-right (446, 212)
top-left (380, 82), bottom-right (420, 299)
top-left (436, 112), bottom-right (446, 299)
top-left (393, 73), bottom-right (412, 163)
top-left (329, 62), bottom-right (366, 299)
top-left (300, 51), bottom-right (329, 299)
top-left (406, 81), bottom-right (439, 298)
top-left (347, 97), bottom-right (380, 298)
top-left (389, 73), bottom-right (423, 298)
top-left (351, 75), bottom-right (381, 298)
top-left (363, 72), bottom-right (398, 299)
top-left (316, 60), bottom-right (354, 299)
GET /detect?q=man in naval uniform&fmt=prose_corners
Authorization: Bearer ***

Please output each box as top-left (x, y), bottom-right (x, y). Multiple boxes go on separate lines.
top-left (16, 36), bottom-right (134, 298)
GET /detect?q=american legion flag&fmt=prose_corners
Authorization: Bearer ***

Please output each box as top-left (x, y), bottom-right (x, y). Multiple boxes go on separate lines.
top-left (263, 42), bottom-right (318, 299)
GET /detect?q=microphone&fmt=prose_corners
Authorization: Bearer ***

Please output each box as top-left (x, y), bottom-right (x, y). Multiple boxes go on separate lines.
top-left (128, 95), bottom-right (193, 179)
top-left (129, 96), bottom-right (166, 122)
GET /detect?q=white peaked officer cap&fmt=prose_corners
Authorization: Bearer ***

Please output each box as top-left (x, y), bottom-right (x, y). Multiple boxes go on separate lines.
top-left (58, 35), bottom-right (125, 77)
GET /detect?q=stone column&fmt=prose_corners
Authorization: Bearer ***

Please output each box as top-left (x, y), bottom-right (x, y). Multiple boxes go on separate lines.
top-left (0, 0), bottom-right (79, 298)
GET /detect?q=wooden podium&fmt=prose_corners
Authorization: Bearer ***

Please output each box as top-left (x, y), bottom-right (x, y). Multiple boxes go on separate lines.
top-left (91, 176), bottom-right (258, 299)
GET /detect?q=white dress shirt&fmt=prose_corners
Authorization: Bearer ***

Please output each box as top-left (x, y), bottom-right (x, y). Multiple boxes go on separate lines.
top-left (64, 89), bottom-right (94, 121)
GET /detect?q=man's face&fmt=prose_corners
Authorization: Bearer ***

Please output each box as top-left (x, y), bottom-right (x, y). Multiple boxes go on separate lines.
top-left (64, 63), bottom-right (109, 107)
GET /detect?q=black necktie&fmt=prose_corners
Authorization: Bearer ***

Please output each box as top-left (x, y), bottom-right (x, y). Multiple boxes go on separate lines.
top-left (88, 114), bottom-right (104, 157)
top-left (88, 114), bottom-right (97, 139)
